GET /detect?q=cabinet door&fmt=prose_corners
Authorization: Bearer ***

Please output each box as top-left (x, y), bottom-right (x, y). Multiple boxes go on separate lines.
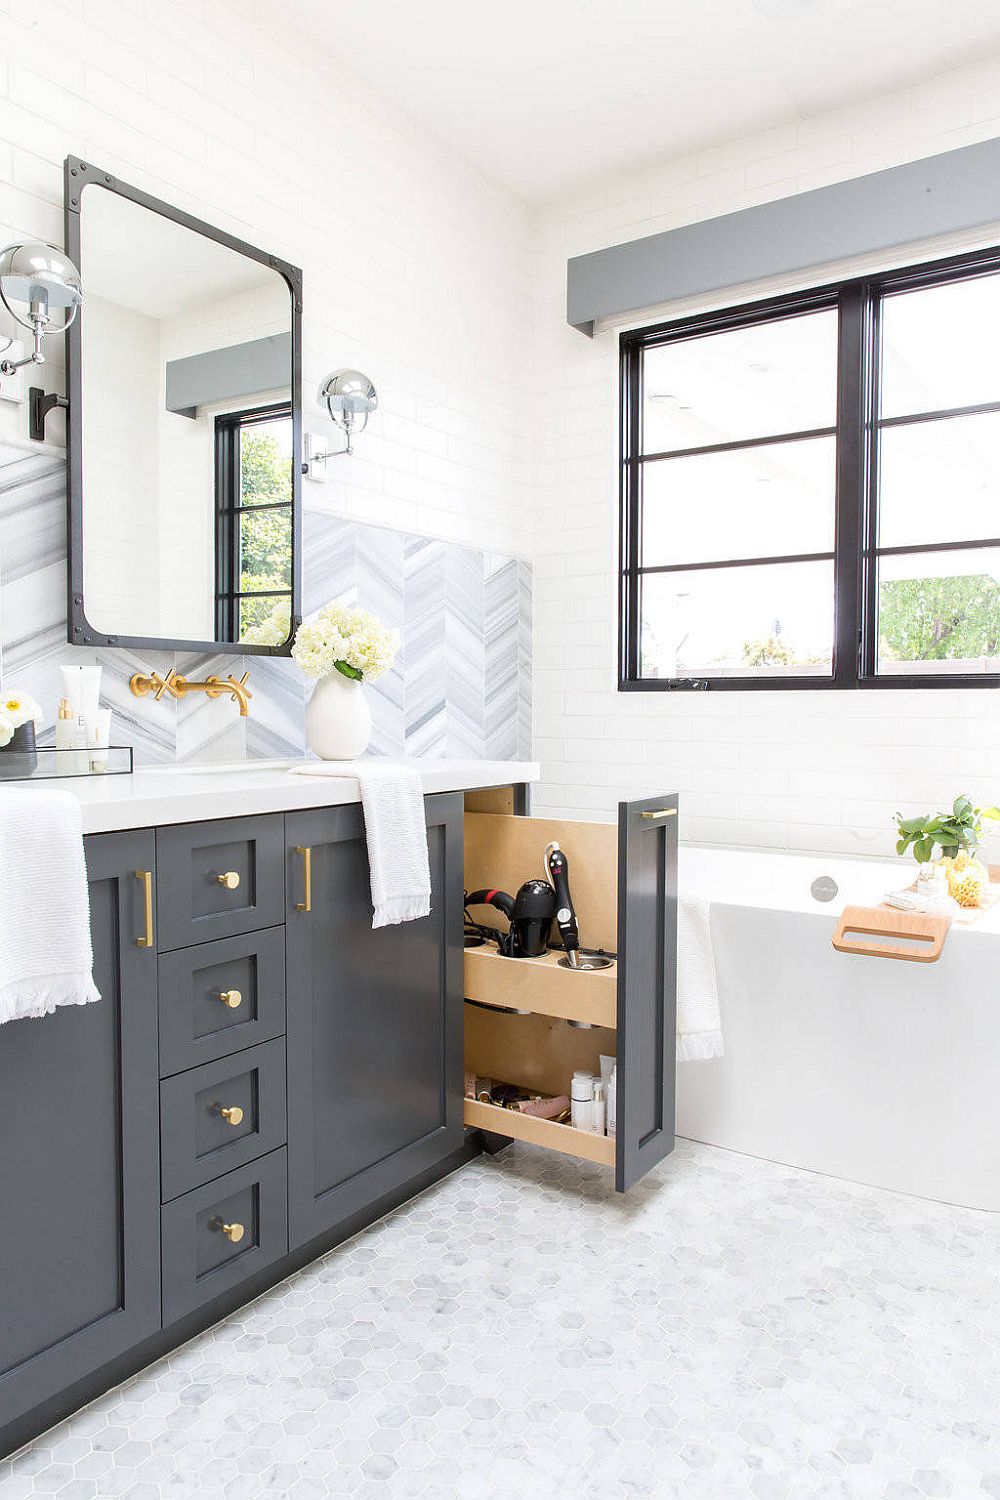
top-left (615, 794), bottom-right (678, 1192)
top-left (0, 829), bottom-right (161, 1449)
top-left (286, 793), bottom-right (464, 1248)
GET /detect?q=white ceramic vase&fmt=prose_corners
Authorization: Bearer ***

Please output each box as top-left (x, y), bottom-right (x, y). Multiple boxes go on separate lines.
top-left (305, 670), bottom-right (372, 759)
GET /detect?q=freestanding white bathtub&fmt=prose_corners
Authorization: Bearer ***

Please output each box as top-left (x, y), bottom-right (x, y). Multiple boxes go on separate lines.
top-left (675, 845), bottom-right (1000, 1211)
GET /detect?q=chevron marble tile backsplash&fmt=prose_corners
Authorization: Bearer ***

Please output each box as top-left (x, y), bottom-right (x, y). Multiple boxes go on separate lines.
top-left (0, 443), bottom-right (532, 766)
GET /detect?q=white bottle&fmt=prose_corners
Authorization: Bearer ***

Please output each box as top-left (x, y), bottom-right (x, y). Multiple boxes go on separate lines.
top-left (592, 1081), bottom-right (605, 1136)
top-left (606, 1065), bottom-right (617, 1139)
top-left (570, 1071), bottom-right (594, 1132)
top-left (55, 697), bottom-right (88, 774)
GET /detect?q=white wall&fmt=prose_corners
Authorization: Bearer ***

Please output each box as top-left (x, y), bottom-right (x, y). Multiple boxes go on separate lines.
top-left (530, 58), bottom-right (1000, 856)
top-left (0, 0), bottom-right (533, 558)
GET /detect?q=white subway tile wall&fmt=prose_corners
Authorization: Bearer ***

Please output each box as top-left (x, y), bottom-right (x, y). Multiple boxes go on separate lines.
top-left (529, 56), bottom-right (1000, 854)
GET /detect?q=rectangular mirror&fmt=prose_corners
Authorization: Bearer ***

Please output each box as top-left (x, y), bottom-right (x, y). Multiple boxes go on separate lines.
top-left (65, 156), bottom-right (302, 654)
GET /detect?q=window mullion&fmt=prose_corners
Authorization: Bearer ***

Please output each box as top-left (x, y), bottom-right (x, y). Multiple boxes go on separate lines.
top-left (831, 281), bottom-right (871, 688)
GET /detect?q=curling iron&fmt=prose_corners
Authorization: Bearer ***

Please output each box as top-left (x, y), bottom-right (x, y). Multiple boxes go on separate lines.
top-left (544, 841), bottom-right (581, 968)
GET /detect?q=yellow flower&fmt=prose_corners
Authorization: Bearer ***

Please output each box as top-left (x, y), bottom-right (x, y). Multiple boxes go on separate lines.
top-left (0, 691), bottom-right (42, 729)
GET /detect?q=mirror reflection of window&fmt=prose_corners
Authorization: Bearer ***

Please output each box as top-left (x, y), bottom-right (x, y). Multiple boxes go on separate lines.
top-left (214, 406), bottom-right (293, 645)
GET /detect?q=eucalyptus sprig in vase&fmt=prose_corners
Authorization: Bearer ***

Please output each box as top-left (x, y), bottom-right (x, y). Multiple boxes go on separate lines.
top-left (292, 601), bottom-right (398, 759)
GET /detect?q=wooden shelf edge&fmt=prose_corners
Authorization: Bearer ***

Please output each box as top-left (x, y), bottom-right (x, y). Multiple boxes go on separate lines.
top-left (464, 945), bottom-right (617, 1029)
top-left (464, 1097), bottom-right (615, 1167)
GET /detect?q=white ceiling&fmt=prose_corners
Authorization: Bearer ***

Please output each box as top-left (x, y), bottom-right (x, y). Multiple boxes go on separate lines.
top-left (298, 0), bottom-right (1000, 203)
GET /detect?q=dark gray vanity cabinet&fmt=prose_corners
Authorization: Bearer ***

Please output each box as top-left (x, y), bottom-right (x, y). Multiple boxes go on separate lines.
top-left (285, 793), bottom-right (465, 1248)
top-left (0, 830), bottom-right (161, 1441)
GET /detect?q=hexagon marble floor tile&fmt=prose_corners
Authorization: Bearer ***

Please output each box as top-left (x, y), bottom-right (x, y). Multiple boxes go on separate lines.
top-left (2, 1138), bottom-right (999, 1500)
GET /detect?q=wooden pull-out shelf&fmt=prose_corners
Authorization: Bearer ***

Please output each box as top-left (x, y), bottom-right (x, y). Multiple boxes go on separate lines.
top-left (464, 945), bottom-right (616, 1029)
top-left (463, 1097), bottom-right (614, 1166)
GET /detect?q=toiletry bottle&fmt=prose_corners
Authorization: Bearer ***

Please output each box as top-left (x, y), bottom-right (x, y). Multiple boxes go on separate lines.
top-left (592, 1080), bottom-right (605, 1136)
top-left (86, 707), bottom-right (112, 773)
top-left (570, 1070), bottom-right (594, 1132)
top-left (56, 697), bottom-right (88, 774)
top-left (606, 1065), bottom-right (616, 1139)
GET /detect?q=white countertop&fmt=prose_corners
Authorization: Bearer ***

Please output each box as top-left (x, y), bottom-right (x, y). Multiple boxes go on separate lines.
top-left (21, 758), bottom-right (540, 834)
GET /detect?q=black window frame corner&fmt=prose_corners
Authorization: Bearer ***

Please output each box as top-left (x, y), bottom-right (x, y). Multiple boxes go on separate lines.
top-left (618, 245), bottom-right (1000, 695)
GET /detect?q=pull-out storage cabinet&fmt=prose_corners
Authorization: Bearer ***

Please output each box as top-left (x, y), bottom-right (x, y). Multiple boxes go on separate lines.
top-left (463, 792), bottom-right (678, 1192)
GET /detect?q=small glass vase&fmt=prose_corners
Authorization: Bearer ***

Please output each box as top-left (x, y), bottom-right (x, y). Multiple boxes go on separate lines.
top-left (304, 670), bottom-right (372, 760)
top-left (938, 848), bottom-right (989, 909)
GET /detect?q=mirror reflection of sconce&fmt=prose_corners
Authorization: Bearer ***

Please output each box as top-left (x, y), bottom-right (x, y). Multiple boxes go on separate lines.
top-left (0, 241), bottom-right (83, 440)
top-left (303, 369), bottom-right (377, 474)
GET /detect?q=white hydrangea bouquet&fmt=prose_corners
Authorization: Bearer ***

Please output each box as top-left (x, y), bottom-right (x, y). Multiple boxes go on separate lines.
top-left (293, 601), bottom-right (399, 759)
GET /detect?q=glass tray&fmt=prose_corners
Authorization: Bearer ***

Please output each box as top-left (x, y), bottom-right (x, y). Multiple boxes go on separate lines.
top-left (0, 745), bottom-right (134, 781)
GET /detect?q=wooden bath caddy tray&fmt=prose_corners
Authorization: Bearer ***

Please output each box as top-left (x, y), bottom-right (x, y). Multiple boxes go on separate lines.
top-left (832, 904), bottom-right (950, 963)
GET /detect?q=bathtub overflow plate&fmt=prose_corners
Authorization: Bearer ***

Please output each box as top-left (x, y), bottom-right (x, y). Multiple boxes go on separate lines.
top-left (811, 875), bottom-right (839, 903)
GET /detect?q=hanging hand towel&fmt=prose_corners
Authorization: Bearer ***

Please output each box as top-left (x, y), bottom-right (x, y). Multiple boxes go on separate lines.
top-left (676, 891), bottom-right (723, 1060)
top-left (0, 787), bottom-right (100, 1024)
top-left (288, 760), bottom-right (431, 927)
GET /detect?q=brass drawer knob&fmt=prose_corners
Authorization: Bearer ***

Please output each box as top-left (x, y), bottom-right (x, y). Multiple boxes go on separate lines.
top-left (210, 1217), bottom-right (245, 1243)
top-left (218, 989), bottom-right (242, 1008)
top-left (218, 1104), bottom-right (244, 1126)
top-left (216, 870), bottom-right (241, 890)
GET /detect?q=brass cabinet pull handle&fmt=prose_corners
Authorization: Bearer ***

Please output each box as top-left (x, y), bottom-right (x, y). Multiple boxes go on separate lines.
top-left (640, 808), bottom-right (678, 821)
top-left (218, 989), bottom-right (243, 1008)
top-left (210, 1217), bottom-right (245, 1243)
top-left (216, 1104), bottom-right (244, 1126)
top-left (216, 870), bottom-right (241, 890)
top-left (135, 870), bottom-right (154, 948)
top-left (295, 846), bottom-right (312, 912)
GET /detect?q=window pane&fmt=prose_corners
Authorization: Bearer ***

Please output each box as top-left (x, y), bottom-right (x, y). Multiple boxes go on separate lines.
top-left (641, 436), bottom-right (835, 567)
top-left (881, 273), bottom-right (1000, 418)
top-left (878, 412), bottom-right (1000, 549)
top-left (240, 594), bottom-right (291, 641)
top-left (639, 560), bottom-right (834, 679)
top-left (641, 308), bottom-right (837, 453)
top-left (876, 549), bottom-right (1000, 675)
top-left (239, 417), bottom-right (293, 507)
top-left (239, 508), bottom-right (292, 592)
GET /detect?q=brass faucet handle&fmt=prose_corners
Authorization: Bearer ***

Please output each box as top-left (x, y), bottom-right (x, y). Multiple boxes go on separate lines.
top-left (218, 988), bottom-right (243, 1008)
top-left (216, 870), bottom-right (241, 890)
top-left (210, 1217), bottom-right (245, 1243)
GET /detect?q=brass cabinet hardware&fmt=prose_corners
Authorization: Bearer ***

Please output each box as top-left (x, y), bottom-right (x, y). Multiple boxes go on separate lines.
top-left (128, 667), bottom-right (253, 717)
top-left (216, 870), bottom-right (241, 890)
top-left (209, 1217), bottom-right (245, 1243)
top-left (218, 989), bottom-right (243, 1008)
top-left (640, 808), bottom-right (678, 821)
top-left (295, 845), bottom-right (312, 912)
top-left (134, 870), bottom-right (154, 948)
top-left (216, 1104), bottom-right (244, 1126)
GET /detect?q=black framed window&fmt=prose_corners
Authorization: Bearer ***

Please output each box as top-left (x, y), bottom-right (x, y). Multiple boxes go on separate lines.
top-left (620, 246), bottom-right (1000, 690)
top-left (215, 403), bottom-right (294, 643)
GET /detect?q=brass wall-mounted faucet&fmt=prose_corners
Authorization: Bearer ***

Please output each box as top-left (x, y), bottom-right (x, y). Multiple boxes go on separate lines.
top-left (129, 668), bottom-right (253, 717)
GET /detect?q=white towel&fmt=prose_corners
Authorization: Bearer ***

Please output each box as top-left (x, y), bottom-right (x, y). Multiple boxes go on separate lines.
top-left (676, 892), bottom-right (723, 1061)
top-left (288, 761), bottom-right (431, 927)
top-left (0, 788), bottom-right (100, 1024)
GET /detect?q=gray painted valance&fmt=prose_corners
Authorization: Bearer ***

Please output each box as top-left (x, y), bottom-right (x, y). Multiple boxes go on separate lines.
top-left (567, 136), bottom-right (1000, 335)
top-left (165, 333), bottom-right (291, 417)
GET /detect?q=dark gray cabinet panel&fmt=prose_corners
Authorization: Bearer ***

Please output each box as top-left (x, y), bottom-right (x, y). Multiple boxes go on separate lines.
top-left (161, 1148), bottom-right (288, 1324)
top-left (159, 1038), bottom-right (287, 1201)
top-left (615, 795), bottom-right (678, 1193)
top-left (285, 794), bottom-right (464, 1248)
top-left (0, 830), bottom-right (161, 1439)
top-left (158, 927), bottom-right (285, 1076)
top-left (156, 815), bottom-right (284, 950)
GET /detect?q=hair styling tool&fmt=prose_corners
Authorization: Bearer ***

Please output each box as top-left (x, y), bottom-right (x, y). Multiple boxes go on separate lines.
top-left (544, 841), bottom-right (581, 967)
top-left (465, 881), bottom-right (555, 958)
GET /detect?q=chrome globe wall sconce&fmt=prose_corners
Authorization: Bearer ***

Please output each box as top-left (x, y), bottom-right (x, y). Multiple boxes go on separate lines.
top-left (0, 240), bottom-right (84, 441)
top-left (303, 369), bottom-right (378, 475)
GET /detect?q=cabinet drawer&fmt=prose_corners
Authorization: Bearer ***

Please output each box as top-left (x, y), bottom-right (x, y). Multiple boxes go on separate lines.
top-left (159, 1039), bottom-right (287, 1201)
top-left (155, 815), bottom-right (284, 950)
top-left (161, 1149), bottom-right (288, 1325)
top-left (158, 928), bottom-right (285, 1077)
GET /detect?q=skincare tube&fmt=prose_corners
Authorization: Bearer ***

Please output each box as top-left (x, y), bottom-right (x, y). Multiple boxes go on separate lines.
top-left (61, 663), bottom-right (103, 719)
top-left (606, 1066), bottom-right (616, 1140)
top-left (86, 708), bottom-right (112, 773)
top-left (592, 1081), bottom-right (605, 1136)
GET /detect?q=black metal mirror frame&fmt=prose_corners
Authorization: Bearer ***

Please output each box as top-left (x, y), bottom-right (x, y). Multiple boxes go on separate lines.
top-left (64, 154), bottom-right (303, 657)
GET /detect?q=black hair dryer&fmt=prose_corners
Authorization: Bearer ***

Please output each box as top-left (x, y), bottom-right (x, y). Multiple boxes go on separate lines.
top-left (545, 841), bottom-right (581, 968)
top-left (466, 881), bottom-right (555, 958)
